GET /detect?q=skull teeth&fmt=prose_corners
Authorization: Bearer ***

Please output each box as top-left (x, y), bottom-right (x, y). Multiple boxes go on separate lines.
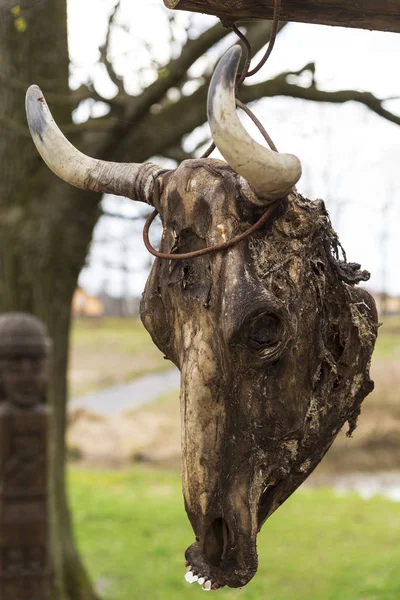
top-left (184, 570), bottom-right (217, 591)
top-left (185, 571), bottom-right (200, 584)
top-left (185, 571), bottom-right (195, 583)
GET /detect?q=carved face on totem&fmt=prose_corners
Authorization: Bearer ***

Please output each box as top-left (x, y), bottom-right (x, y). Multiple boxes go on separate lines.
top-left (0, 314), bottom-right (49, 409)
top-left (0, 357), bottom-right (47, 409)
top-left (26, 46), bottom-right (378, 590)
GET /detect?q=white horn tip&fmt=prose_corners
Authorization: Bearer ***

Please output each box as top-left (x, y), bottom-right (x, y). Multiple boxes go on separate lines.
top-left (208, 46), bottom-right (241, 123)
top-left (26, 84), bottom-right (48, 143)
top-left (207, 45), bottom-right (303, 201)
top-left (26, 84), bottom-right (44, 98)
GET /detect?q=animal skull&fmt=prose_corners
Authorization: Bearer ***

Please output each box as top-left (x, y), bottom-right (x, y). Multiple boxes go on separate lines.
top-left (26, 46), bottom-right (378, 590)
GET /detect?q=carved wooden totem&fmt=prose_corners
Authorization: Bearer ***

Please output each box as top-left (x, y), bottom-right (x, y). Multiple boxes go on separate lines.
top-left (0, 313), bottom-right (51, 600)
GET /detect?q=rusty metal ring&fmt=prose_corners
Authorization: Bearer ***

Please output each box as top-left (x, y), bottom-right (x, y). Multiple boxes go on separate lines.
top-left (142, 199), bottom-right (284, 260)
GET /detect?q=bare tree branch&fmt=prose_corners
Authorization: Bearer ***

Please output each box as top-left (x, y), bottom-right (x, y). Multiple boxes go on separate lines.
top-left (17, 20), bottom-right (284, 156)
top-left (99, 1), bottom-right (126, 96)
top-left (71, 83), bottom-right (117, 106)
top-left (62, 117), bottom-right (119, 135)
top-left (100, 20), bottom-right (279, 155)
top-left (96, 21), bottom-right (285, 159)
top-left (105, 65), bottom-right (399, 165)
top-left (0, 117), bottom-right (31, 138)
top-left (2, 21), bottom-right (282, 156)
top-left (242, 68), bottom-right (400, 127)
top-left (123, 20), bottom-right (285, 126)
top-left (105, 21), bottom-right (229, 136)
top-left (101, 210), bottom-right (145, 221)
top-left (0, 70), bottom-right (110, 108)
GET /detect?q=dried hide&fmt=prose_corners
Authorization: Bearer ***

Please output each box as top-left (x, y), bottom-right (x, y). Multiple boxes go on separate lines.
top-left (26, 45), bottom-right (378, 591)
top-left (140, 160), bottom-right (378, 589)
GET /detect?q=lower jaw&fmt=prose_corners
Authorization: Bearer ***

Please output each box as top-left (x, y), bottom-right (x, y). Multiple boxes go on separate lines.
top-left (184, 540), bottom-right (258, 589)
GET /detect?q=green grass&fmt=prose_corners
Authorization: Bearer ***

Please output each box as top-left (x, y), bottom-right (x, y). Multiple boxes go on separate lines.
top-left (374, 314), bottom-right (400, 359)
top-left (380, 314), bottom-right (400, 329)
top-left (70, 317), bottom-right (166, 360)
top-left (69, 318), bottom-right (170, 396)
top-left (70, 467), bottom-right (400, 600)
top-left (374, 329), bottom-right (400, 359)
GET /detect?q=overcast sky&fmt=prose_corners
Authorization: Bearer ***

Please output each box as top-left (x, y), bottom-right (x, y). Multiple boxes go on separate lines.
top-left (67, 0), bottom-right (400, 298)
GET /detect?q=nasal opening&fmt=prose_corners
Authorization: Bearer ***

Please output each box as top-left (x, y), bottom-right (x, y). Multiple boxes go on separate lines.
top-left (202, 518), bottom-right (229, 567)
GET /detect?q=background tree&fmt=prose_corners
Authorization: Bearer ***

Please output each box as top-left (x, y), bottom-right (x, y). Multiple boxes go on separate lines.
top-left (0, 1), bottom-right (398, 598)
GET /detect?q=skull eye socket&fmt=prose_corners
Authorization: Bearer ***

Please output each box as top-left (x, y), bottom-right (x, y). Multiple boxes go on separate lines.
top-left (248, 314), bottom-right (281, 349)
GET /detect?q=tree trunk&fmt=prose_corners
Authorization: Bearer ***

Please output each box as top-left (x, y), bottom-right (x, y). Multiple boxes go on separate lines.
top-left (0, 2), bottom-right (100, 598)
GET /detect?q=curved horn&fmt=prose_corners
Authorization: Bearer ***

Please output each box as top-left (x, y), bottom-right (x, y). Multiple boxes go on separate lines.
top-left (207, 46), bottom-right (302, 202)
top-left (25, 85), bottom-right (163, 203)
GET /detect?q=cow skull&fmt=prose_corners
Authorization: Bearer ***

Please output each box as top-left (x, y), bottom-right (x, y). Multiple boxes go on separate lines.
top-left (26, 46), bottom-right (378, 590)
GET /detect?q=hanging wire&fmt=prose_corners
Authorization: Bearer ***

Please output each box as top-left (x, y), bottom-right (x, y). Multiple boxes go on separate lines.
top-left (144, 0), bottom-right (284, 261)
top-left (236, 99), bottom-right (278, 152)
top-left (143, 191), bottom-right (283, 261)
top-left (201, 0), bottom-right (282, 159)
top-left (232, 24), bottom-right (253, 87)
top-left (246, 0), bottom-right (282, 76)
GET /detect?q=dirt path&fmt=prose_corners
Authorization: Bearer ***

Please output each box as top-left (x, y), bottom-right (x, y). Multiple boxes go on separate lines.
top-left (70, 368), bottom-right (180, 415)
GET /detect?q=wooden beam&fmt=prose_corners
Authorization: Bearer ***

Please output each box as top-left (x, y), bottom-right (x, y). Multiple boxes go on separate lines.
top-left (163, 0), bottom-right (400, 33)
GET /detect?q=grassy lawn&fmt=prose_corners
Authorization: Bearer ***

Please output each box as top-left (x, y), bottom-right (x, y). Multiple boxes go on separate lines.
top-left (70, 467), bottom-right (400, 600)
top-left (69, 317), bottom-right (170, 397)
top-left (376, 314), bottom-right (400, 359)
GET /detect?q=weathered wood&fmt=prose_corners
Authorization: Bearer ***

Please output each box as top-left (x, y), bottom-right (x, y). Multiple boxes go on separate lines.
top-left (0, 314), bottom-right (51, 600)
top-left (163, 0), bottom-right (400, 33)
